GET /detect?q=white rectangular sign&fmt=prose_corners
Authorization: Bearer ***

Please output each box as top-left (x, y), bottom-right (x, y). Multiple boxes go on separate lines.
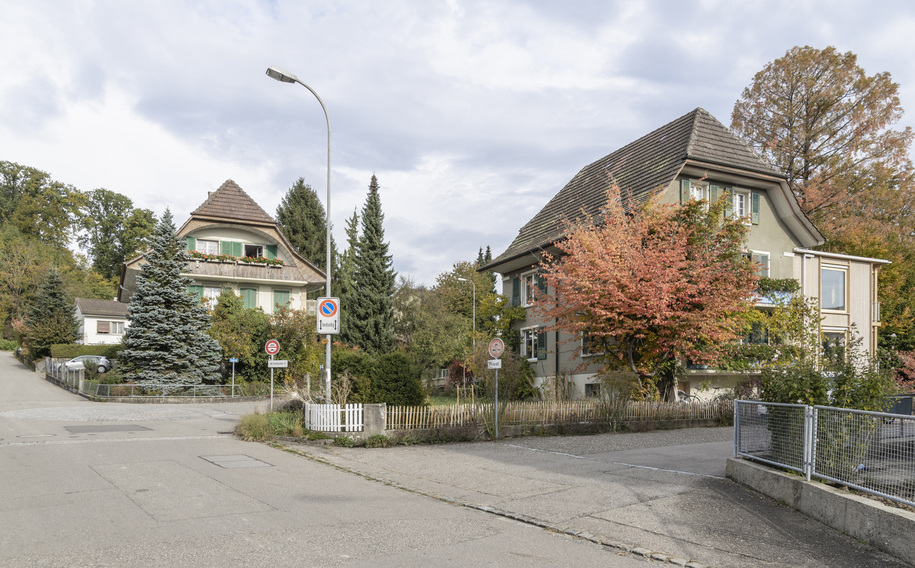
top-left (487, 359), bottom-right (502, 370)
top-left (268, 359), bottom-right (288, 368)
top-left (316, 297), bottom-right (341, 335)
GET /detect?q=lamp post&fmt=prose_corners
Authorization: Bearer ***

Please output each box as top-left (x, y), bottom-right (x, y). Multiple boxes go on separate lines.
top-left (456, 278), bottom-right (475, 348)
top-left (266, 65), bottom-right (333, 401)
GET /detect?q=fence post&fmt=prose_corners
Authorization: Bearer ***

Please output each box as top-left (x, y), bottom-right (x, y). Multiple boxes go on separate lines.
top-left (804, 405), bottom-right (814, 482)
top-left (364, 403), bottom-right (386, 437)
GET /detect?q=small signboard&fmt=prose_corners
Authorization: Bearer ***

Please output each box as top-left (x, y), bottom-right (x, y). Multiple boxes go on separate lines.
top-left (265, 339), bottom-right (280, 355)
top-left (488, 359), bottom-right (502, 370)
top-left (267, 359), bottom-right (288, 368)
top-left (228, 358), bottom-right (239, 363)
top-left (488, 338), bottom-right (505, 359)
top-left (317, 297), bottom-right (340, 335)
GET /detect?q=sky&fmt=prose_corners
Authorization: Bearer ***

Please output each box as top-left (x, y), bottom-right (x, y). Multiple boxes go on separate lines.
top-left (2, 0), bottom-right (915, 287)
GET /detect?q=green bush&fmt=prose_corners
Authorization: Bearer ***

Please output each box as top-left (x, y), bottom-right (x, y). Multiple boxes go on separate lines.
top-left (333, 435), bottom-right (355, 447)
top-left (236, 413), bottom-right (273, 441)
top-left (266, 411), bottom-right (304, 437)
top-left (332, 348), bottom-right (378, 402)
top-left (371, 351), bottom-right (426, 406)
top-left (365, 435), bottom-right (392, 448)
top-left (50, 343), bottom-right (123, 360)
top-left (0, 338), bottom-right (18, 351)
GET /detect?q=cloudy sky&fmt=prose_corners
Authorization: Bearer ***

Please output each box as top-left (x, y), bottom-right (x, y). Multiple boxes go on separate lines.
top-left (2, 1), bottom-right (914, 286)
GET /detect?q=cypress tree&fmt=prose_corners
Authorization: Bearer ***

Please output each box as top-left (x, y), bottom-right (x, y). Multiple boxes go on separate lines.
top-left (338, 208), bottom-right (360, 345)
top-left (275, 178), bottom-right (336, 268)
top-left (25, 268), bottom-right (77, 358)
top-left (347, 175), bottom-right (396, 353)
top-left (121, 210), bottom-right (222, 386)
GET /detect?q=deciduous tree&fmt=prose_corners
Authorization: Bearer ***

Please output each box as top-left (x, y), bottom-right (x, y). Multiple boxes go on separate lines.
top-left (79, 189), bottom-right (156, 280)
top-left (537, 186), bottom-right (758, 399)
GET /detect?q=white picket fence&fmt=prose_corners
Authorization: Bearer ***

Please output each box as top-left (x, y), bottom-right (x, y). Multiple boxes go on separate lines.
top-left (302, 403), bottom-right (364, 432)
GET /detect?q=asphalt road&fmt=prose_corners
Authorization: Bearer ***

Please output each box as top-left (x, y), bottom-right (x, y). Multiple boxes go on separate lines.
top-left (1, 352), bottom-right (909, 567)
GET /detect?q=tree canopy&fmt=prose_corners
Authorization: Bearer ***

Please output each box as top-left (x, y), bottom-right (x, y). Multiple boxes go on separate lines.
top-left (79, 188), bottom-right (156, 280)
top-left (275, 178), bottom-right (336, 269)
top-left (23, 268), bottom-right (78, 358)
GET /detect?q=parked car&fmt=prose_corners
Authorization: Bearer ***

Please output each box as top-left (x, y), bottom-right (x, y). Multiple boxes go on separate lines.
top-left (61, 355), bottom-right (111, 374)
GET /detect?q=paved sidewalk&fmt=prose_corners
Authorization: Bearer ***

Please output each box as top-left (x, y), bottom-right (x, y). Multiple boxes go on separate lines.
top-left (282, 429), bottom-right (910, 568)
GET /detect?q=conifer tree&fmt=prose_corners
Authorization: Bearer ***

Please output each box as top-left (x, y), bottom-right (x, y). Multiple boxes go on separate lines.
top-left (338, 208), bottom-right (360, 345)
top-left (275, 178), bottom-right (336, 267)
top-left (121, 210), bottom-right (222, 386)
top-left (24, 268), bottom-right (77, 358)
top-left (347, 175), bottom-right (396, 353)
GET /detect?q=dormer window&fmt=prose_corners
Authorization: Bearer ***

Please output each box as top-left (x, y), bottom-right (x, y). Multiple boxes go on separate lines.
top-left (196, 239), bottom-right (218, 254)
top-left (244, 244), bottom-right (264, 258)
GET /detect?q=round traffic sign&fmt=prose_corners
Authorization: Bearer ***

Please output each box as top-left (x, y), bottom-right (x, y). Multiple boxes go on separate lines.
top-left (265, 339), bottom-right (280, 355)
top-left (318, 298), bottom-right (338, 317)
top-left (488, 338), bottom-right (505, 359)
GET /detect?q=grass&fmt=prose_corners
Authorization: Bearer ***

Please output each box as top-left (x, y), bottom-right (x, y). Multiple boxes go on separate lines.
top-left (236, 411), bottom-right (331, 442)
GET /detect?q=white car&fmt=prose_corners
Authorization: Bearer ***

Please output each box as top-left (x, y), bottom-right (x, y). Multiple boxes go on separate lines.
top-left (61, 356), bottom-right (112, 374)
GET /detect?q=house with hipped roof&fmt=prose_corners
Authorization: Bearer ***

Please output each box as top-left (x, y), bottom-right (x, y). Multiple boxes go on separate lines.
top-left (483, 108), bottom-right (889, 400)
top-left (118, 180), bottom-right (326, 313)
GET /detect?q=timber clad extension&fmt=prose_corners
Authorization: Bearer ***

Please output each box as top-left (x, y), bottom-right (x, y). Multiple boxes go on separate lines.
top-left (118, 180), bottom-right (325, 314)
top-left (483, 108), bottom-right (888, 400)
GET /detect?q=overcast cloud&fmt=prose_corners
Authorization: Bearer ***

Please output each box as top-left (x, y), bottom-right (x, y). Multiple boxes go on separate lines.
top-left (2, 0), bottom-right (914, 286)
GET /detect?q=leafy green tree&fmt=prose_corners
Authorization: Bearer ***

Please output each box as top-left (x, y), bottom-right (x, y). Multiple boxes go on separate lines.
top-left (79, 189), bottom-right (155, 280)
top-left (23, 268), bottom-right (78, 358)
top-left (208, 289), bottom-right (270, 382)
top-left (120, 210), bottom-right (222, 386)
top-left (0, 161), bottom-right (85, 247)
top-left (275, 178), bottom-right (337, 268)
top-left (269, 305), bottom-right (324, 387)
top-left (346, 175), bottom-right (396, 353)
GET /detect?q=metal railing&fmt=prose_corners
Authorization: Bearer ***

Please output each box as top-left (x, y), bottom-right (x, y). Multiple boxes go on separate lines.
top-left (735, 400), bottom-right (915, 507)
top-left (84, 383), bottom-right (263, 398)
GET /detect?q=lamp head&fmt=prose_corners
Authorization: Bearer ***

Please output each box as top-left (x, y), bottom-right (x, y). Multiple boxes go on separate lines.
top-left (266, 66), bottom-right (297, 83)
top-left (457, 278), bottom-right (468, 282)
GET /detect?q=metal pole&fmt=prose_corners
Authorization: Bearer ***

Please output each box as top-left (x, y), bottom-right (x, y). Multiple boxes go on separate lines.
top-left (231, 361), bottom-right (236, 398)
top-left (265, 66), bottom-right (332, 403)
top-left (270, 354), bottom-right (274, 412)
top-left (494, 368), bottom-right (499, 439)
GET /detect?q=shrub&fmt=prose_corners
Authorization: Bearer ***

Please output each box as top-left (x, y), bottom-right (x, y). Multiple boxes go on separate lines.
top-left (371, 351), bottom-right (426, 406)
top-left (267, 411), bottom-right (304, 437)
top-left (236, 413), bottom-right (273, 441)
top-left (365, 435), bottom-right (392, 448)
top-left (0, 338), bottom-right (18, 351)
top-left (334, 435), bottom-right (355, 447)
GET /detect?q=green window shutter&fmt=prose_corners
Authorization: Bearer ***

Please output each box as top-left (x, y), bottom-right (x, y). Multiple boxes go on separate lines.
top-left (186, 236), bottom-right (196, 251)
top-left (511, 277), bottom-right (520, 307)
top-left (273, 290), bottom-right (290, 313)
top-left (241, 287), bottom-right (257, 309)
top-left (724, 188), bottom-right (733, 218)
top-left (680, 179), bottom-right (690, 204)
top-left (188, 285), bottom-right (203, 302)
top-left (537, 330), bottom-right (547, 360)
top-left (709, 185), bottom-right (720, 204)
top-left (220, 241), bottom-right (242, 257)
top-left (266, 244), bottom-right (277, 260)
top-left (751, 192), bottom-right (761, 224)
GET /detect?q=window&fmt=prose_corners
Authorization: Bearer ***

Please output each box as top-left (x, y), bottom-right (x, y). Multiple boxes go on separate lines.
top-left (520, 327), bottom-right (546, 361)
top-left (581, 332), bottom-right (603, 357)
top-left (519, 272), bottom-right (545, 307)
top-left (203, 286), bottom-right (222, 304)
top-left (273, 289), bottom-right (290, 313)
top-left (244, 244), bottom-right (264, 258)
top-left (585, 383), bottom-right (601, 398)
top-left (111, 321), bottom-right (125, 335)
top-left (744, 251), bottom-right (769, 277)
top-left (240, 287), bottom-right (258, 309)
top-left (196, 239), bottom-right (218, 254)
top-left (688, 181), bottom-right (708, 201)
top-left (733, 192), bottom-right (746, 219)
top-left (821, 267), bottom-right (846, 311)
top-left (96, 320), bottom-right (110, 334)
top-left (822, 330), bottom-right (847, 361)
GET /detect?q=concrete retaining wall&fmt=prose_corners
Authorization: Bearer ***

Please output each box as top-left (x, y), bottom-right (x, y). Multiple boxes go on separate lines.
top-left (727, 457), bottom-right (915, 566)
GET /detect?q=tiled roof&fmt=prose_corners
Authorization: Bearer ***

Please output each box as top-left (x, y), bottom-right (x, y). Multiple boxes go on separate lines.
top-left (190, 180), bottom-right (276, 224)
top-left (487, 108), bottom-right (782, 268)
top-left (75, 298), bottom-right (128, 317)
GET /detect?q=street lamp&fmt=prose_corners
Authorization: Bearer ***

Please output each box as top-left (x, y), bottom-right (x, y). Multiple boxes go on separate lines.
top-left (266, 65), bottom-right (333, 401)
top-left (456, 278), bottom-right (475, 348)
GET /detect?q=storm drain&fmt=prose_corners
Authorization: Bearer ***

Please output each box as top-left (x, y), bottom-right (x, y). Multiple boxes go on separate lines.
top-left (65, 425), bottom-right (153, 434)
top-left (201, 454), bottom-right (272, 469)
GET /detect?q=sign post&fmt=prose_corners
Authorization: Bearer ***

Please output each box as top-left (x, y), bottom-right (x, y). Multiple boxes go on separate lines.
top-left (265, 340), bottom-right (281, 410)
top-left (488, 338), bottom-right (505, 439)
top-left (316, 298), bottom-right (340, 401)
top-left (229, 357), bottom-right (238, 397)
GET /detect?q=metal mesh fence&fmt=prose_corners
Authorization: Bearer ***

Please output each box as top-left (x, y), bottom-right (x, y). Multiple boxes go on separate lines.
top-left (735, 401), bottom-right (808, 474)
top-left (814, 406), bottom-right (915, 507)
top-left (735, 400), bottom-right (915, 508)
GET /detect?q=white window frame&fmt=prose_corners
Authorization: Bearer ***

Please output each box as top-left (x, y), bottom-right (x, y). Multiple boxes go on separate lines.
top-left (520, 272), bottom-right (537, 307)
top-left (244, 244), bottom-right (264, 258)
top-left (196, 239), bottom-right (218, 254)
top-left (110, 321), bottom-right (125, 335)
top-left (520, 326), bottom-right (541, 362)
top-left (745, 250), bottom-right (770, 278)
top-left (821, 265), bottom-right (847, 312)
top-left (689, 181), bottom-right (708, 201)
top-left (733, 191), bottom-right (748, 220)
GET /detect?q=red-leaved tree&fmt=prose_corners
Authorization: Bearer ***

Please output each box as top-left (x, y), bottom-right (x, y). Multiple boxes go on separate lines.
top-left (536, 186), bottom-right (759, 400)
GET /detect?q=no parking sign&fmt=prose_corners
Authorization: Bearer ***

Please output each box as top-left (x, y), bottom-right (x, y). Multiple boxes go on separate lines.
top-left (317, 297), bottom-right (340, 335)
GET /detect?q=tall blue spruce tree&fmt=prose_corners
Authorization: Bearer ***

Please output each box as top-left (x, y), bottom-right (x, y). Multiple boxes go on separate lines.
top-left (121, 210), bottom-right (222, 386)
top-left (347, 175), bottom-right (396, 353)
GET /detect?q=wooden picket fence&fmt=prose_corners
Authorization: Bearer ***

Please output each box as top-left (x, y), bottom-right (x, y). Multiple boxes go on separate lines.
top-left (386, 399), bottom-right (732, 430)
top-left (303, 403), bottom-right (364, 432)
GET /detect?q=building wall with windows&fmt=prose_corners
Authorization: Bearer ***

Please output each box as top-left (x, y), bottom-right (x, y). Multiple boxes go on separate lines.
top-left (119, 180), bottom-right (325, 315)
top-left (74, 298), bottom-right (129, 345)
